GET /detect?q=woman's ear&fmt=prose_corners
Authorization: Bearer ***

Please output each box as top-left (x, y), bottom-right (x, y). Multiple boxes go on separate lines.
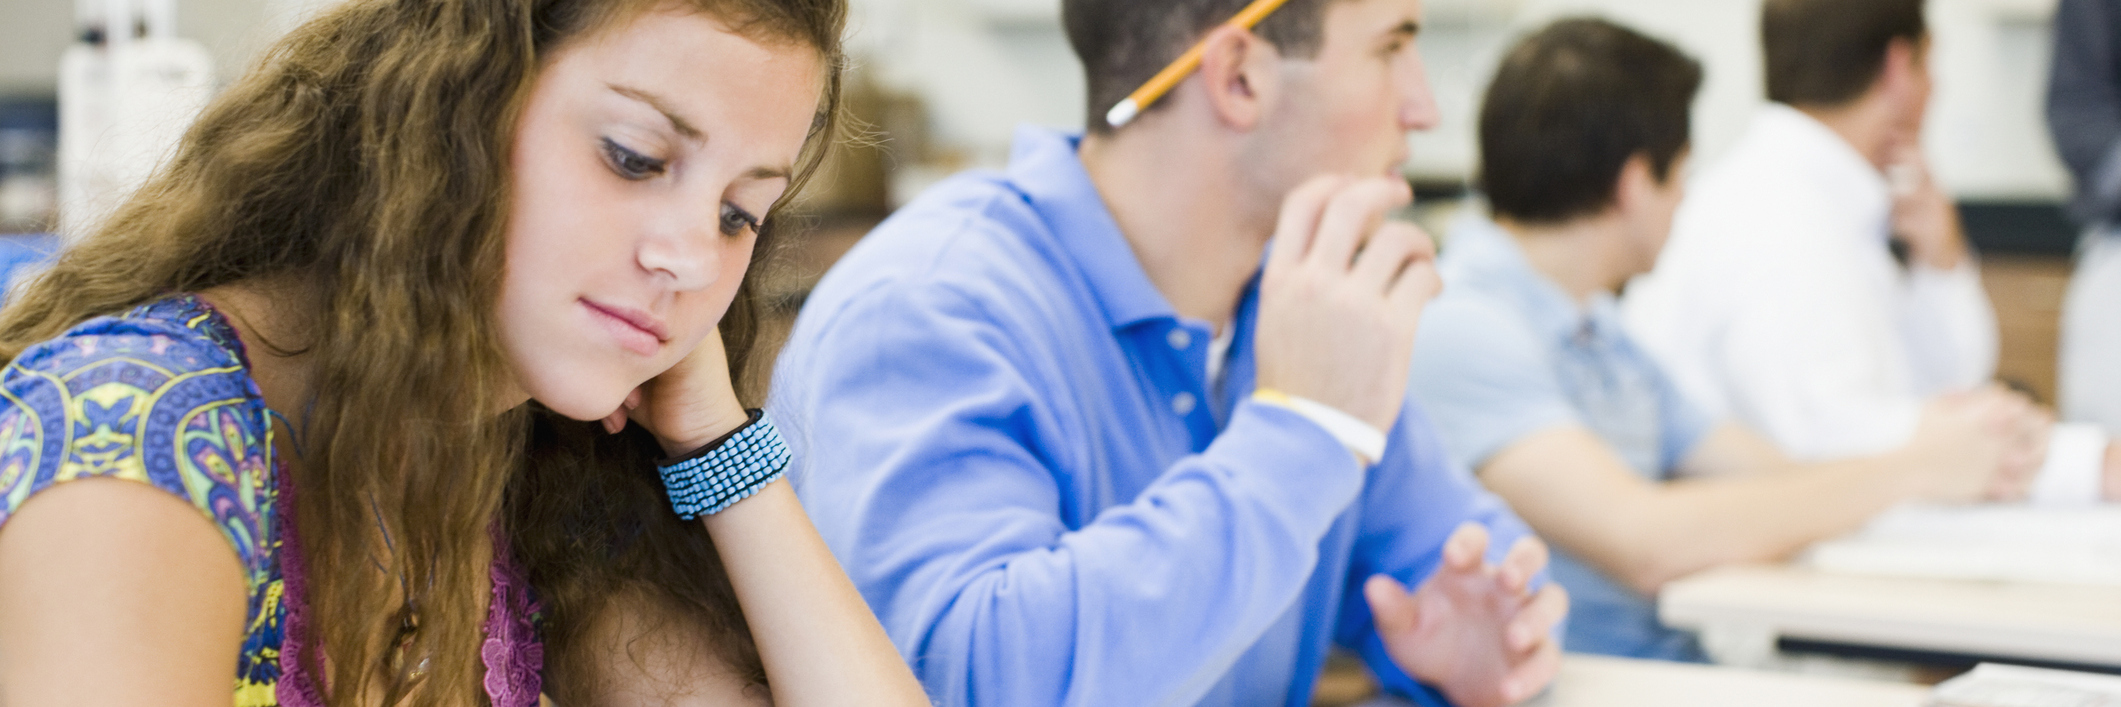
top-left (1194, 25), bottom-right (1281, 131)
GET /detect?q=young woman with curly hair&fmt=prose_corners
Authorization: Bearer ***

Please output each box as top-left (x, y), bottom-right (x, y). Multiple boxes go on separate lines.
top-left (0, 0), bottom-right (927, 704)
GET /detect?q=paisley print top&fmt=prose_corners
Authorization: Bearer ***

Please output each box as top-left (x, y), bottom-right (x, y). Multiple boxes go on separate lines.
top-left (0, 295), bottom-right (543, 705)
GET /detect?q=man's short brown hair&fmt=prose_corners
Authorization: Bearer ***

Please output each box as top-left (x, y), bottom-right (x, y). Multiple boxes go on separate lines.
top-left (1062, 0), bottom-right (1338, 132)
top-left (1479, 18), bottom-right (1701, 225)
top-left (1762, 0), bottom-right (1926, 107)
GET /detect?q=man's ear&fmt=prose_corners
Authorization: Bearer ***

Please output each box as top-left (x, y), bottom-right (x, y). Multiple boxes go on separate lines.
top-left (1613, 153), bottom-right (1656, 216)
top-left (1194, 24), bottom-right (1282, 131)
top-left (1876, 37), bottom-right (1923, 103)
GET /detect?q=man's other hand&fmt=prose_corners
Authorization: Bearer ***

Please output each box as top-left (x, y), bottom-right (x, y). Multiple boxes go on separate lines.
top-left (1365, 523), bottom-right (1566, 707)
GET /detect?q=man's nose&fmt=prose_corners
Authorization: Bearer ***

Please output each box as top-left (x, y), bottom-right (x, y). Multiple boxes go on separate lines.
top-left (1400, 55), bottom-right (1441, 132)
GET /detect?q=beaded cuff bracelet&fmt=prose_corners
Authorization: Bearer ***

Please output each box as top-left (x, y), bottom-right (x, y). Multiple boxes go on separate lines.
top-left (656, 409), bottom-right (792, 520)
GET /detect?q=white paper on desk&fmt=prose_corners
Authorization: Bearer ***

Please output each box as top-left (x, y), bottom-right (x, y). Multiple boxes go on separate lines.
top-left (1803, 504), bottom-right (2121, 587)
top-left (1927, 663), bottom-right (2121, 707)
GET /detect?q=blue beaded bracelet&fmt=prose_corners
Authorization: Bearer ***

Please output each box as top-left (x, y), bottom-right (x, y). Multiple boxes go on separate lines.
top-left (656, 409), bottom-right (792, 520)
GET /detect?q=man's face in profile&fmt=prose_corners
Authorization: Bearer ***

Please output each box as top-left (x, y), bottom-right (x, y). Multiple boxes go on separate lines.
top-left (1246, 0), bottom-right (1437, 192)
top-left (1900, 35), bottom-right (1935, 141)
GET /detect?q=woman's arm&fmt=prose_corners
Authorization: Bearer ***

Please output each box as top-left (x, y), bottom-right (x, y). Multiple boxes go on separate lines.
top-left (698, 481), bottom-right (930, 705)
top-left (0, 478), bottom-right (247, 706)
top-left (619, 331), bottom-right (928, 706)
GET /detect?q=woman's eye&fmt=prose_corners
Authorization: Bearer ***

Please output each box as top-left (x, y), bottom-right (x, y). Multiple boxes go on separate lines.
top-left (601, 137), bottom-right (667, 180)
top-left (719, 203), bottom-right (762, 237)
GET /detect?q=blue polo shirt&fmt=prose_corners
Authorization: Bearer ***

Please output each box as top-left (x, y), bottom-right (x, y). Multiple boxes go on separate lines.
top-left (771, 127), bottom-right (1544, 706)
top-left (1408, 213), bottom-right (1713, 661)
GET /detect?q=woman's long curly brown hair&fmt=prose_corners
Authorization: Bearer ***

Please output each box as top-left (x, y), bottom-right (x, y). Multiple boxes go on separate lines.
top-left (0, 0), bottom-right (844, 702)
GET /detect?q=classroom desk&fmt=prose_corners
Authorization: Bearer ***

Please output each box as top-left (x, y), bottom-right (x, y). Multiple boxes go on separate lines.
top-left (1659, 564), bottom-right (2121, 669)
top-left (1352, 654), bottom-right (1930, 707)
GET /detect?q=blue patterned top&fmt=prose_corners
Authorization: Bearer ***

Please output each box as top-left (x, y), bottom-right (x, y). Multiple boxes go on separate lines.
top-left (0, 294), bottom-right (548, 705)
top-left (0, 294), bottom-right (287, 703)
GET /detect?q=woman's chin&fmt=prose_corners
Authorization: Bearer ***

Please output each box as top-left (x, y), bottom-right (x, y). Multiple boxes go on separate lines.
top-left (528, 385), bottom-right (633, 423)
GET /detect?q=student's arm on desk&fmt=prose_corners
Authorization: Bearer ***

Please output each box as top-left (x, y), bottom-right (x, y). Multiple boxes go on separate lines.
top-left (1669, 424), bottom-right (1787, 479)
top-left (1478, 406), bottom-right (2010, 595)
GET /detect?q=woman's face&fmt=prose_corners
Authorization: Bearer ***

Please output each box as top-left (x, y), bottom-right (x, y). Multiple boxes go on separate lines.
top-left (499, 8), bottom-right (823, 420)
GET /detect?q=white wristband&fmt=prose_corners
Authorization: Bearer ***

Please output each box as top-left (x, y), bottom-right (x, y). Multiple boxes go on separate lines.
top-left (2030, 422), bottom-right (2110, 507)
top-left (1253, 390), bottom-right (1389, 465)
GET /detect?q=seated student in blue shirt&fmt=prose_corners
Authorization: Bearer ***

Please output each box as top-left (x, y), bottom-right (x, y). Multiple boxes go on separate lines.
top-left (769, 0), bottom-right (1569, 705)
top-left (1409, 18), bottom-right (2026, 662)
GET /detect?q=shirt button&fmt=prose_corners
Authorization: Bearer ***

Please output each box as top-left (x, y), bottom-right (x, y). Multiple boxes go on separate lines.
top-left (1171, 392), bottom-right (1197, 416)
top-left (1167, 328), bottom-right (1192, 350)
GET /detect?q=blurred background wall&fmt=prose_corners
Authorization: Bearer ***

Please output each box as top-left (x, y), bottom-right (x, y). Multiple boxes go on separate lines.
top-left (0, 0), bottom-right (2082, 221)
top-left (0, 0), bottom-right (2087, 401)
top-left (825, 0), bottom-right (2070, 202)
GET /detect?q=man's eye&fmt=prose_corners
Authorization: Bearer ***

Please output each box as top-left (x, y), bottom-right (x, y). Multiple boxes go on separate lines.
top-left (720, 203), bottom-right (762, 237)
top-left (601, 137), bottom-right (667, 180)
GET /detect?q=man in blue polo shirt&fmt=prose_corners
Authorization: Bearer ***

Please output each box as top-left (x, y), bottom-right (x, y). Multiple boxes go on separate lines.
top-left (769, 0), bottom-right (1565, 705)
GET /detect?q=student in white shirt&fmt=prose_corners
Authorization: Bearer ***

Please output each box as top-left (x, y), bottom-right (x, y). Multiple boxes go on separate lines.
top-left (1411, 17), bottom-right (2022, 662)
top-left (1624, 0), bottom-right (2121, 503)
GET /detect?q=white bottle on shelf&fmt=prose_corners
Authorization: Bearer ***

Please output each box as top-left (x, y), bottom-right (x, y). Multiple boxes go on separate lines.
top-left (56, 0), bottom-right (213, 242)
top-left (57, 1), bottom-right (116, 241)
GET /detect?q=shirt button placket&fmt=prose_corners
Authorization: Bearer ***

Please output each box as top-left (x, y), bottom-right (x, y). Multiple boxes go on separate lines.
top-left (1171, 391), bottom-right (1197, 416)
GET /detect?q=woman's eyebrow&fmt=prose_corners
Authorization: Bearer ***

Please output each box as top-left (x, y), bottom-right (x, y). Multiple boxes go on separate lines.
top-left (745, 165), bottom-right (794, 181)
top-left (607, 84), bottom-right (704, 141)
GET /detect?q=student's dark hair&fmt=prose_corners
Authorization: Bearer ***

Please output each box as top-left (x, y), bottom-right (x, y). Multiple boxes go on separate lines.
top-left (1062, 0), bottom-right (1338, 132)
top-left (1478, 17), bottom-right (1700, 225)
top-left (1762, 0), bottom-right (1926, 107)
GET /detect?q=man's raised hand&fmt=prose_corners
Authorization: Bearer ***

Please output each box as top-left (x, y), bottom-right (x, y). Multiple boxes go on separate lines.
top-left (1255, 175), bottom-right (1442, 432)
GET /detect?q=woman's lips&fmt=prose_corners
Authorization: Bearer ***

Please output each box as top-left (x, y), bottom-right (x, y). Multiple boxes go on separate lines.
top-left (581, 299), bottom-right (668, 357)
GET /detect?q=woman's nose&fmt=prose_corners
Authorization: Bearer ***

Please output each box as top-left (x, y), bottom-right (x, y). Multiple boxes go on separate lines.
top-left (635, 212), bottom-right (720, 291)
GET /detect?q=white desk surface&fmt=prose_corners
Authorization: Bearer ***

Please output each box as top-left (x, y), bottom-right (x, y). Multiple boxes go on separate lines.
top-left (1659, 564), bottom-right (2121, 667)
top-left (1356, 654), bottom-right (1929, 707)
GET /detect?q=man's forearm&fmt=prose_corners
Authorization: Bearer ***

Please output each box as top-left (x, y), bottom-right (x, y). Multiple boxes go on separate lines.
top-left (1482, 427), bottom-right (1909, 594)
top-left (1628, 450), bottom-right (1921, 591)
top-left (906, 403), bottom-right (1368, 705)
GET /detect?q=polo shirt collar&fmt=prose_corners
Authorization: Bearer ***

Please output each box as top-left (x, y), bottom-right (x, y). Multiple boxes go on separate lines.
top-left (1005, 125), bottom-right (1177, 330)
